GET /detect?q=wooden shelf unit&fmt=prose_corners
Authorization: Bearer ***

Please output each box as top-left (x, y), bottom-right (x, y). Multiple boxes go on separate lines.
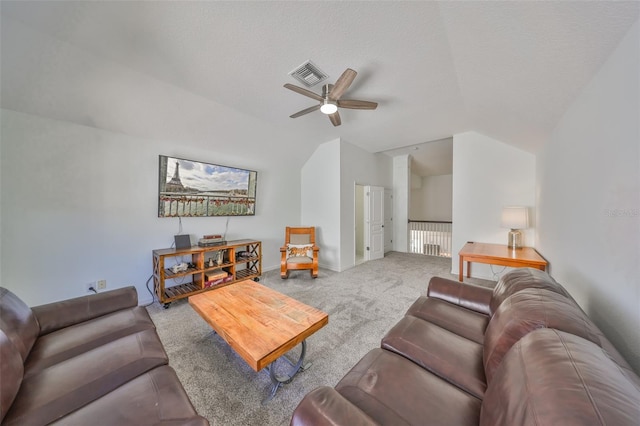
top-left (152, 239), bottom-right (261, 306)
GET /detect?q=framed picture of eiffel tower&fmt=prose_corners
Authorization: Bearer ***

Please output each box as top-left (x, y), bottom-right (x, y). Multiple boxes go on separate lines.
top-left (158, 155), bottom-right (257, 217)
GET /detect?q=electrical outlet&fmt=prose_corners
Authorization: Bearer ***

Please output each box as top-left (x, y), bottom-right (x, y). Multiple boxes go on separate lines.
top-left (97, 280), bottom-right (107, 290)
top-left (85, 282), bottom-right (97, 293)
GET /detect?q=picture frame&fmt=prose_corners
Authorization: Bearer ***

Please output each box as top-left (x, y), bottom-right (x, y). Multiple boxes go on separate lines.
top-left (158, 155), bottom-right (257, 217)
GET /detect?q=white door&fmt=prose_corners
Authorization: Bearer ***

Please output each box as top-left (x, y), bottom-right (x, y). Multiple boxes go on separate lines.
top-left (384, 189), bottom-right (393, 253)
top-left (365, 185), bottom-right (385, 261)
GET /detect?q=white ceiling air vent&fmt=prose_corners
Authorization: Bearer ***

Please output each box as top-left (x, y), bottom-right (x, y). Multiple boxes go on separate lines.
top-left (288, 60), bottom-right (328, 87)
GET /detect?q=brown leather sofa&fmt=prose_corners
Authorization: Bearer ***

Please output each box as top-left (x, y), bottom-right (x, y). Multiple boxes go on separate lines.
top-left (0, 286), bottom-right (208, 425)
top-left (291, 268), bottom-right (640, 425)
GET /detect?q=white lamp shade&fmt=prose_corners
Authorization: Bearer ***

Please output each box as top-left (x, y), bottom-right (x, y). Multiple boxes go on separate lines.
top-left (501, 206), bottom-right (529, 229)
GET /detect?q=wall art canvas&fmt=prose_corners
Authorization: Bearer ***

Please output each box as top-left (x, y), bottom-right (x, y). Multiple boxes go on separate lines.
top-left (158, 155), bottom-right (257, 217)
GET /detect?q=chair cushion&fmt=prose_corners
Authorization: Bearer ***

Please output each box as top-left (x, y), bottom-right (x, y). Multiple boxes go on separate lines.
top-left (287, 244), bottom-right (313, 258)
top-left (481, 329), bottom-right (640, 426)
top-left (0, 287), bottom-right (40, 362)
top-left (287, 256), bottom-right (313, 264)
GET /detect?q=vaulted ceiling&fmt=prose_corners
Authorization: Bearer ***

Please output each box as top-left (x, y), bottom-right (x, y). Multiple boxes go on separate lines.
top-left (2, 1), bottom-right (638, 162)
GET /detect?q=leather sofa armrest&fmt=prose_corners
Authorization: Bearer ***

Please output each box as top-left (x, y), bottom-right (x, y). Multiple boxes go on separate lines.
top-left (427, 276), bottom-right (492, 315)
top-left (32, 286), bottom-right (139, 336)
top-left (291, 386), bottom-right (378, 426)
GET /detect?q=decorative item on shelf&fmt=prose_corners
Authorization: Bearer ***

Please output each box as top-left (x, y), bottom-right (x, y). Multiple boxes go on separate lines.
top-left (215, 250), bottom-right (224, 265)
top-left (198, 234), bottom-right (226, 247)
top-left (237, 250), bottom-right (252, 260)
top-left (501, 206), bottom-right (529, 249)
top-left (171, 262), bottom-right (189, 274)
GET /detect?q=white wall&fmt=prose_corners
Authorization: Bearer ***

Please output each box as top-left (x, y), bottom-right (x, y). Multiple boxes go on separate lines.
top-left (339, 141), bottom-right (392, 270)
top-left (410, 174), bottom-right (453, 221)
top-left (393, 155), bottom-right (411, 252)
top-left (301, 139), bottom-right (341, 270)
top-left (301, 139), bottom-right (392, 272)
top-left (536, 21), bottom-right (640, 373)
top-left (452, 131), bottom-right (536, 280)
top-left (0, 110), bottom-right (301, 305)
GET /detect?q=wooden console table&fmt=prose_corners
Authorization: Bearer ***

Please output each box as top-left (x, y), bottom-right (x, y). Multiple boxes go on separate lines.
top-left (152, 239), bottom-right (261, 308)
top-left (458, 242), bottom-right (547, 282)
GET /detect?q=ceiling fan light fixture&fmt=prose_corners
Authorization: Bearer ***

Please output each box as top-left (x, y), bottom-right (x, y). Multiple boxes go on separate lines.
top-left (320, 100), bottom-right (338, 115)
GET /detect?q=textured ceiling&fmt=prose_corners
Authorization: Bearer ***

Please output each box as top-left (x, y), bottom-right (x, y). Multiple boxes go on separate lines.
top-left (1, 1), bottom-right (638, 169)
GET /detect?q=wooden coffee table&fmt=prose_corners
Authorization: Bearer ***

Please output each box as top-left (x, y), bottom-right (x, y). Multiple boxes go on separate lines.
top-left (458, 242), bottom-right (547, 282)
top-left (188, 280), bottom-right (328, 402)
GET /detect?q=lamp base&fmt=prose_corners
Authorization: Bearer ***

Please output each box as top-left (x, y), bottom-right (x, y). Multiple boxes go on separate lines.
top-left (507, 229), bottom-right (523, 249)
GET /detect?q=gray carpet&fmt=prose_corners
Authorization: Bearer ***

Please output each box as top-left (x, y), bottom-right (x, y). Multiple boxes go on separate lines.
top-left (146, 252), bottom-right (494, 426)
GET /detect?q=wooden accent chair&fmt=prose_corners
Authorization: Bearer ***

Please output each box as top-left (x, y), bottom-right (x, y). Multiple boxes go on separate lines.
top-left (280, 227), bottom-right (319, 279)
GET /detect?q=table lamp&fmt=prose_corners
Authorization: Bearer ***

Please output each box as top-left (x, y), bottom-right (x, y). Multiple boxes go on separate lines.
top-left (501, 206), bottom-right (529, 249)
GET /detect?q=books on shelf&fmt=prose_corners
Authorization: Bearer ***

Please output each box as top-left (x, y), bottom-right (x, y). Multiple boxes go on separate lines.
top-left (198, 234), bottom-right (225, 247)
top-left (205, 269), bottom-right (228, 281)
top-left (204, 274), bottom-right (232, 289)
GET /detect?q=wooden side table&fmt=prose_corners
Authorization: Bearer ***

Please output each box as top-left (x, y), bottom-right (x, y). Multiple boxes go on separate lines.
top-left (458, 242), bottom-right (547, 282)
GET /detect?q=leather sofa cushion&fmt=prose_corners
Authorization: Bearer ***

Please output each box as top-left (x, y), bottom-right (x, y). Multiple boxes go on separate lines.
top-left (406, 297), bottom-right (488, 344)
top-left (0, 288), bottom-right (40, 362)
top-left (489, 268), bottom-right (571, 315)
top-left (0, 331), bottom-right (24, 423)
top-left (32, 286), bottom-right (138, 336)
top-left (427, 277), bottom-right (493, 315)
top-left (382, 315), bottom-right (486, 398)
top-left (24, 306), bottom-right (156, 378)
top-left (291, 386), bottom-right (378, 426)
top-left (481, 329), bottom-right (640, 426)
top-left (2, 328), bottom-right (168, 426)
top-left (483, 288), bottom-right (602, 383)
top-left (49, 366), bottom-right (208, 426)
top-left (335, 348), bottom-right (481, 426)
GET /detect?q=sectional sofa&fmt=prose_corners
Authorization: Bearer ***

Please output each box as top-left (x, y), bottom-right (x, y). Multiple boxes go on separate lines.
top-left (291, 268), bottom-right (640, 425)
top-left (0, 286), bottom-right (208, 425)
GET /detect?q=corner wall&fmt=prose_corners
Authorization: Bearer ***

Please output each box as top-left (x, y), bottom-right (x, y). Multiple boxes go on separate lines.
top-left (301, 139), bottom-right (392, 272)
top-left (393, 155), bottom-right (411, 252)
top-left (301, 139), bottom-right (342, 270)
top-left (536, 21), bottom-right (640, 372)
top-left (339, 141), bottom-right (392, 270)
top-left (452, 131), bottom-right (536, 280)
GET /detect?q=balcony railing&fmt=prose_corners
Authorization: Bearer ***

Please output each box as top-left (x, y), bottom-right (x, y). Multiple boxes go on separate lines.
top-left (409, 220), bottom-right (452, 258)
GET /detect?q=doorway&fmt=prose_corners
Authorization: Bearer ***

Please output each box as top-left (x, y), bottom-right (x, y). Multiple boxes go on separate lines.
top-left (355, 185), bottom-right (366, 265)
top-left (355, 184), bottom-right (387, 265)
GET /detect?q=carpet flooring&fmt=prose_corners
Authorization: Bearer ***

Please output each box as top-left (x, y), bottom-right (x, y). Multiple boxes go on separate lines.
top-left (146, 252), bottom-right (494, 425)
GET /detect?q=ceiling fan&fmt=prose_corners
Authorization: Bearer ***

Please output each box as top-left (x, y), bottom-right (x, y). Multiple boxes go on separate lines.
top-left (284, 68), bottom-right (378, 126)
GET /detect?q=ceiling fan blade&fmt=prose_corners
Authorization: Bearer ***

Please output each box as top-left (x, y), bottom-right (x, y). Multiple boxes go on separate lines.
top-left (329, 69), bottom-right (357, 101)
top-left (290, 104), bottom-right (321, 118)
top-left (284, 83), bottom-right (323, 102)
top-left (329, 111), bottom-right (341, 127)
top-left (337, 99), bottom-right (378, 110)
